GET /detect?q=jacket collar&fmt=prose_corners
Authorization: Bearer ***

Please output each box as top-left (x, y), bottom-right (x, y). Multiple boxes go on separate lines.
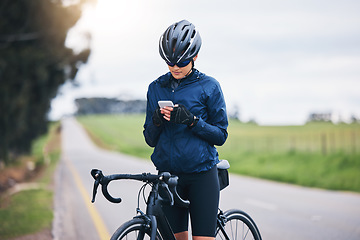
top-left (160, 69), bottom-right (200, 88)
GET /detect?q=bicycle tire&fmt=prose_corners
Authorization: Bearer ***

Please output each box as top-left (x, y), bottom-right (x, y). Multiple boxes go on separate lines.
top-left (110, 218), bottom-right (163, 240)
top-left (216, 209), bottom-right (262, 240)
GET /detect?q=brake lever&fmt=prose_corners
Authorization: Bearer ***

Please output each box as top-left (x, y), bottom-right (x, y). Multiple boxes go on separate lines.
top-left (168, 176), bottom-right (190, 208)
top-left (159, 182), bottom-right (174, 206)
top-left (91, 169), bottom-right (103, 203)
top-left (92, 178), bottom-right (100, 203)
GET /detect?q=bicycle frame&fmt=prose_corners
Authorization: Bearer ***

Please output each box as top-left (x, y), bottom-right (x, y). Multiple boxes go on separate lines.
top-left (91, 169), bottom-right (184, 240)
top-left (145, 184), bottom-right (233, 240)
top-left (144, 183), bottom-right (176, 240)
top-left (90, 166), bottom-right (260, 240)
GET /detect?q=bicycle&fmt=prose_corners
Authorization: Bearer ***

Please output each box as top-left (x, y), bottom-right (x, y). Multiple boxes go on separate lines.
top-left (91, 160), bottom-right (262, 240)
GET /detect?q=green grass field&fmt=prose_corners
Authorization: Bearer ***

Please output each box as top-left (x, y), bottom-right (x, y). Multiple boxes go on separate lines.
top-left (0, 122), bottom-right (61, 239)
top-left (77, 114), bottom-right (360, 192)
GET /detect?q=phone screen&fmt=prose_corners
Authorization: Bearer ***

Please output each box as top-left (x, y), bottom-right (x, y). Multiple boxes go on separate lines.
top-left (158, 100), bottom-right (174, 108)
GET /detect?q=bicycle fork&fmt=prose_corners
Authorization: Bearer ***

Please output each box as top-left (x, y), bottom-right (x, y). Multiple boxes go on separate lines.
top-left (148, 215), bottom-right (157, 239)
top-left (135, 208), bottom-right (158, 240)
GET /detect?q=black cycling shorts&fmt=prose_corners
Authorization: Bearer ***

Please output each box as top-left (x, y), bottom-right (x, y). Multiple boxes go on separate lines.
top-left (161, 166), bottom-right (220, 237)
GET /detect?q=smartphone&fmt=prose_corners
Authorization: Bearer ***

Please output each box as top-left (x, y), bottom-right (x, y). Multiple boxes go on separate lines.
top-left (158, 100), bottom-right (174, 108)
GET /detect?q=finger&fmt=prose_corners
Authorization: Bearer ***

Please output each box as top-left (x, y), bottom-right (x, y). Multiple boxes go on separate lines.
top-left (163, 106), bottom-right (174, 111)
top-left (161, 108), bottom-right (173, 115)
top-left (163, 115), bottom-right (170, 121)
top-left (161, 109), bottom-right (169, 115)
top-left (164, 112), bottom-right (171, 119)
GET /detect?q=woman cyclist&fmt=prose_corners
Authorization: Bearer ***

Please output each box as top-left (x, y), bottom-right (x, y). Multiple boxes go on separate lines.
top-left (143, 19), bottom-right (228, 240)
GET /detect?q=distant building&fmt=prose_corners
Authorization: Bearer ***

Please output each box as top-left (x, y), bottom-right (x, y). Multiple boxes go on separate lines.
top-left (307, 112), bottom-right (332, 122)
top-left (351, 115), bottom-right (360, 123)
top-left (75, 97), bottom-right (146, 115)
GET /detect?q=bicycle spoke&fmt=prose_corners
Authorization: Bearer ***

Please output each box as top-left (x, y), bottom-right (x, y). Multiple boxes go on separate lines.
top-left (235, 218), bottom-right (238, 239)
top-left (216, 210), bottom-right (261, 240)
top-left (242, 222), bottom-right (245, 239)
top-left (242, 220), bottom-right (251, 240)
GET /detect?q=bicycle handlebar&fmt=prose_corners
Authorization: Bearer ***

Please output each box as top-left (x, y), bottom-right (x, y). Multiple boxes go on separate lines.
top-left (90, 169), bottom-right (190, 208)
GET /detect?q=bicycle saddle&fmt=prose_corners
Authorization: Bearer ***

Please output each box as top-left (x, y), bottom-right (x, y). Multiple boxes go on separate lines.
top-left (217, 159), bottom-right (230, 170)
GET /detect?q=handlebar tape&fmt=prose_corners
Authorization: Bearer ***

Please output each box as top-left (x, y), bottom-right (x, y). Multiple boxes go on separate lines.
top-left (102, 183), bottom-right (121, 203)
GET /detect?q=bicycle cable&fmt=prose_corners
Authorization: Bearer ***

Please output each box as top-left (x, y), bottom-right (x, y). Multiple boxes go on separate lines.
top-left (136, 182), bottom-right (151, 213)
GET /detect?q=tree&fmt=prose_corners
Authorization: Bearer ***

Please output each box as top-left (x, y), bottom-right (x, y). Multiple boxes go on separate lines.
top-left (0, 0), bottom-right (94, 164)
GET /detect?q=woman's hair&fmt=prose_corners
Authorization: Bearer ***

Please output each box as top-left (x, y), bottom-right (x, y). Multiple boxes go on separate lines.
top-left (159, 20), bottom-right (202, 64)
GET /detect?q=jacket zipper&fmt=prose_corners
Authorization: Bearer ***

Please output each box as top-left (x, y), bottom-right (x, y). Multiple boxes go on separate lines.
top-left (168, 75), bottom-right (197, 172)
top-left (170, 88), bottom-right (175, 171)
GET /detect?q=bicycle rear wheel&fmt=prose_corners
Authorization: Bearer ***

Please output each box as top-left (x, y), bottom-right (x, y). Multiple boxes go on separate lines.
top-left (111, 218), bottom-right (163, 240)
top-left (216, 209), bottom-right (262, 240)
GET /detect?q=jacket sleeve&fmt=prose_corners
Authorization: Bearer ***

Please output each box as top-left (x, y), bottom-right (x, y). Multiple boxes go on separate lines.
top-left (191, 81), bottom-right (228, 146)
top-left (143, 121), bottom-right (163, 147)
top-left (143, 87), bottom-right (163, 147)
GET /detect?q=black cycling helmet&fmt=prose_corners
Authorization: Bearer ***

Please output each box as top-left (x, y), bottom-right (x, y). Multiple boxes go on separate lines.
top-left (159, 20), bottom-right (202, 65)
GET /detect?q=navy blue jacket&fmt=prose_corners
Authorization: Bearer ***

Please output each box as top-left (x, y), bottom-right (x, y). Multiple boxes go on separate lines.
top-left (143, 69), bottom-right (228, 173)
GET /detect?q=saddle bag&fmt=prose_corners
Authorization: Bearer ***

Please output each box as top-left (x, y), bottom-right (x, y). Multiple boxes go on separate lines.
top-left (217, 160), bottom-right (230, 191)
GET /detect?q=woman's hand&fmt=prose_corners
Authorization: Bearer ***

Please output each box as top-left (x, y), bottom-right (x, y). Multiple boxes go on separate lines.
top-left (170, 104), bottom-right (195, 126)
top-left (161, 105), bottom-right (198, 127)
top-left (160, 106), bottom-right (173, 121)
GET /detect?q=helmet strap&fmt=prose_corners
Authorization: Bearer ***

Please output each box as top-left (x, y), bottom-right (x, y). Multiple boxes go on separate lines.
top-left (184, 60), bottom-right (195, 78)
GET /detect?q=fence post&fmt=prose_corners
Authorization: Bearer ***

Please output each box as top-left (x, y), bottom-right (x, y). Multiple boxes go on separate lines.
top-left (290, 136), bottom-right (296, 153)
top-left (321, 133), bottom-right (327, 155)
top-left (351, 131), bottom-right (356, 154)
top-left (330, 132), bottom-right (336, 153)
top-left (266, 136), bottom-right (273, 153)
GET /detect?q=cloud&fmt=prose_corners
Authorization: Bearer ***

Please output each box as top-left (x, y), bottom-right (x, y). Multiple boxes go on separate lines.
top-left (58, 0), bottom-right (360, 125)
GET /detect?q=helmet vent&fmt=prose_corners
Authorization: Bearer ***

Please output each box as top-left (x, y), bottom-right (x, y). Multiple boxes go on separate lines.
top-left (191, 30), bottom-right (196, 38)
top-left (171, 39), bottom-right (177, 52)
top-left (181, 30), bottom-right (189, 41)
top-left (184, 43), bottom-right (190, 53)
top-left (165, 30), bottom-right (170, 41)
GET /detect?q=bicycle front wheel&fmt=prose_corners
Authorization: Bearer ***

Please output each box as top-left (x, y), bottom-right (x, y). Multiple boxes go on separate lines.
top-left (111, 218), bottom-right (163, 240)
top-left (216, 209), bottom-right (262, 240)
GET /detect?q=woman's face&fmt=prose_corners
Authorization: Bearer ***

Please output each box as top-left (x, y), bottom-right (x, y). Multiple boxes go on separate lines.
top-left (168, 55), bottom-right (198, 79)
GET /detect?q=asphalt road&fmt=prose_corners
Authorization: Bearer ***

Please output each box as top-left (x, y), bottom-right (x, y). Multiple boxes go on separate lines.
top-left (53, 117), bottom-right (360, 240)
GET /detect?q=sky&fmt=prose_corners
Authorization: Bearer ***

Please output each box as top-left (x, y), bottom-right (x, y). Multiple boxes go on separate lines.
top-left (50, 0), bottom-right (360, 125)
